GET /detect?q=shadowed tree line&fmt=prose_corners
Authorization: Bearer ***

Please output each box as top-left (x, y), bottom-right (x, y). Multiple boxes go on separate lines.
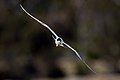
top-left (0, 0), bottom-right (120, 79)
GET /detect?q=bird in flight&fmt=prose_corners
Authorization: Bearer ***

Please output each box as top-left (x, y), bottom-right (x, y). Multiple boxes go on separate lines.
top-left (20, 4), bottom-right (96, 74)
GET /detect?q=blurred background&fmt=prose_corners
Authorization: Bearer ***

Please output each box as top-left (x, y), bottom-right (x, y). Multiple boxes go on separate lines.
top-left (0, 0), bottom-right (120, 80)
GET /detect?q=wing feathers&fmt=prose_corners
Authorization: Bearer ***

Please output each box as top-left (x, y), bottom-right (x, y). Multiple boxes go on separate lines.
top-left (20, 4), bottom-right (96, 73)
top-left (20, 4), bottom-right (58, 38)
top-left (63, 42), bottom-right (96, 73)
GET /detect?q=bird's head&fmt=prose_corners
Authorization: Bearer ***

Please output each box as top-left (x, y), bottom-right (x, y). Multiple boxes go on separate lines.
top-left (52, 35), bottom-right (64, 47)
top-left (55, 37), bottom-right (64, 47)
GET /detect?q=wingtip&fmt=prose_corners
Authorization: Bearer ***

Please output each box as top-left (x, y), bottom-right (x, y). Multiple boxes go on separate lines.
top-left (19, 4), bottom-right (23, 10)
top-left (93, 71), bottom-right (97, 74)
top-left (19, 4), bottom-right (22, 7)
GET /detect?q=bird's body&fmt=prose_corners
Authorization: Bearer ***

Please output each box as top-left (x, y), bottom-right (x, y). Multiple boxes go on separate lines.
top-left (20, 4), bottom-right (96, 74)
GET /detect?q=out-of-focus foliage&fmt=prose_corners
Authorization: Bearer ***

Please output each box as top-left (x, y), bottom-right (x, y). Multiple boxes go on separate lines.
top-left (0, 0), bottom-right (120, 79)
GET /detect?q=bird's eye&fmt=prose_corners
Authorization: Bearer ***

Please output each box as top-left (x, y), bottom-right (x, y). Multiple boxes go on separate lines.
top-left (57, 38), bottom-right (62, 42)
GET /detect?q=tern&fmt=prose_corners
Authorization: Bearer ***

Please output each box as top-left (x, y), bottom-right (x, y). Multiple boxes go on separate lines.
top-left (20, 4), bottom-right (96, 74)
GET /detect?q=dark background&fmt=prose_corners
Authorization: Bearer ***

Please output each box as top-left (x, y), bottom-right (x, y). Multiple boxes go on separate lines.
top-left (0, 0), bottom-right (120, 79)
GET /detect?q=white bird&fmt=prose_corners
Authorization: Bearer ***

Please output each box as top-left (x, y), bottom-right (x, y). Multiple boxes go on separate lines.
top-left (20, 4), bottom-right (96, 74)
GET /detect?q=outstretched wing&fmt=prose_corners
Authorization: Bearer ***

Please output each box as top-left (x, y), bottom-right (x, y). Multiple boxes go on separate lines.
top-left (63, 42), bottom-right (96, 74)
top-left (20, 4), bottom-right (96, 73)
top-left (20, 4), bottom-right (59, 39)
